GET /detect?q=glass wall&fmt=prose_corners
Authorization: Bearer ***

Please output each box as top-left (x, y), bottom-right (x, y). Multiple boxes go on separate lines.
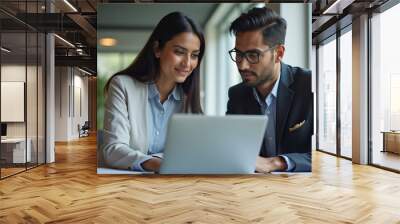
top-left (370, 3), bottom-right (400, 171)
top-left (339, 29), bottom-right (352, 158)
top-left (317, 37), bottom-right (337, 154)
top-left (0, 1), bottom-right (46, 179)
top-left (317, 27), bottom-right (354, 159)
top-left (1, 31), bottom-right (28, 177)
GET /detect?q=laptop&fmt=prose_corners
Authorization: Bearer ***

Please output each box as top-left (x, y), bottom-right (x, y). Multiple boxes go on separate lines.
top-left (159, 115), bottom-right (267, 174)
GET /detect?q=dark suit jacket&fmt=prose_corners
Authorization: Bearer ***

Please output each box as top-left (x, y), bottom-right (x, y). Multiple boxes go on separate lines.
top-left (226, 62), bottom-right (313, 172)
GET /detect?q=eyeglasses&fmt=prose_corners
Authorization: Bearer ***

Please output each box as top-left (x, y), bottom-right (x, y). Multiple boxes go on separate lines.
top-left (228, 47), bottom-right (276, 64)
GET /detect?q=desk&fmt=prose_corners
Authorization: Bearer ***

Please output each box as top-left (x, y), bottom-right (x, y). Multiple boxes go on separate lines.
top-left (96, 167), bottom-right (311, 175)
top-left (1, 138), bottom-right (31, 163)
top-left (382, 131), bottom-right (400, 154)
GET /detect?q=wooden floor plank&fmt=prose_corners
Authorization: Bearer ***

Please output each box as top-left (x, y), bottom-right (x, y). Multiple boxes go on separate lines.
top-left (1, 134), bottom-right (400, 223)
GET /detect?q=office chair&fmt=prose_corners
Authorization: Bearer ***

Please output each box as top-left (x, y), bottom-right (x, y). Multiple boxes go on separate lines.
top-left (78, 121), bottom-right (90, 138)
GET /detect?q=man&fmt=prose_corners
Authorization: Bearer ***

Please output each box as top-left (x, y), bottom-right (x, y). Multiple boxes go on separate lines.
top-left (226, 7), bottom-right (312, 172)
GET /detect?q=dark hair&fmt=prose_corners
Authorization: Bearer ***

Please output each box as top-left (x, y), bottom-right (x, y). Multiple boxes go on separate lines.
top-left (105, 12), bottom-right (205, 113)
top-left (229, 7), bottom-right (286, 47)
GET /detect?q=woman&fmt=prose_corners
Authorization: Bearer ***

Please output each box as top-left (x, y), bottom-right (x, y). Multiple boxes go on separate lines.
top-left (102, 12), bottom-right (205, 172)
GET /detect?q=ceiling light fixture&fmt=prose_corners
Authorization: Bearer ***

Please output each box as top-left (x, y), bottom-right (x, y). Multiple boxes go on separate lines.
top-left (76, 48), bottom-right (85, 55)
top-left (99, 38), bottom-right (117, 47)
top-left (322, 0), bottom-right (354, 15)
top-left (54, 34), bottom-right (75, 48)
top-left (1, 47), bottom-right (11, 53)
top-left (63, 0), bottom-right (78, 12)
top-left (78, 67), bottom-right (92, 76)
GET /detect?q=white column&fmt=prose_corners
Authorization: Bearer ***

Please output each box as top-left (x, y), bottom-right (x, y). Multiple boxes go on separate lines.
top-left (352, 14), bottom-right (369, 164)
top-left (46, 33), bottom-right (55, 163)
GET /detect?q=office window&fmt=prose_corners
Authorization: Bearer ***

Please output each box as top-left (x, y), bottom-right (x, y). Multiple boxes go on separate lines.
top-left (339, 30), bottom-right (352, 158)
top-left (203, 4), bottom-right (243, 115)
top-left (317, 37), bottom-right (337, 154)
top-left (97, 52), bottom-right (136, 129)
top-left (371, 3), bottom-right (400, 171)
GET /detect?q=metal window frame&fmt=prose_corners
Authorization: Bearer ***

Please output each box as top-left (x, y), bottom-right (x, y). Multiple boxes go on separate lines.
top-left (0, 0), bottom-right (47, 180)
top-left (367, 1), bottom-right (400, 172)
top-left (315, 23), bottom-right (353, 162)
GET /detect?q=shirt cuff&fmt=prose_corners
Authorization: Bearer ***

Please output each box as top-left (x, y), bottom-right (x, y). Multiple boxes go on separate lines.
top-left (280, 155), bottom-right (295, 171)
top-left (151, 152), bottom-right (163, 159)
top-left (132, 155), bottom-right (153, 172)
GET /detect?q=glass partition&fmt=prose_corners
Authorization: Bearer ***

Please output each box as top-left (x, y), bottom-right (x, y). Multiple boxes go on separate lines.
top-left (339, 29), bottom-right (352, 158)
top-left (317, 37), bottom-right (337, 154)
top-left (0, 1), bottom-right (46, 179)
top-left (370, 3), bottom-right (400, 171)
top-left (1, 29), bottom-right (28, 177)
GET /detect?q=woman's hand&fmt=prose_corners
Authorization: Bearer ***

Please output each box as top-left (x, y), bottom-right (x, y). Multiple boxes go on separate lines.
top-left (141, 157), bottom-right (162, 172)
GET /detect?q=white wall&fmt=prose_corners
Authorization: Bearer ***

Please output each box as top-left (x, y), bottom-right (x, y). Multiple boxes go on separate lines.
top-left (72, 74), bottom-right (89, 138)
top-left (55, 67), bottom-right (68, 141)
top-left (54, 67), bottom-right (89, 141)
top-left (1, 65), bottom-right (36, 137)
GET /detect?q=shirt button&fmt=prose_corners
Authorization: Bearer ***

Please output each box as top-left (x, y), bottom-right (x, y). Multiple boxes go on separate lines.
top-left (156, 131), bottom-right (159, 135)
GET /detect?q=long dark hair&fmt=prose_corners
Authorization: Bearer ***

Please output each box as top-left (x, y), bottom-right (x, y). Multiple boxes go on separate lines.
top-left (105, 12), bottom-right (205, 113)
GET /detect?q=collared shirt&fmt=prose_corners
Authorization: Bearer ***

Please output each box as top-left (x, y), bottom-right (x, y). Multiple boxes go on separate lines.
top-left (132, 83), bottom-right (183, 171)
top-left (252, 73), bottom-right (294, 171)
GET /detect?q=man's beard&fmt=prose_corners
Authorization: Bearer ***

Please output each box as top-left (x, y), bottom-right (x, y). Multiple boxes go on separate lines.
top-left (240, 55), bottom-right (275, 87)
top-left (241, 69), bottom-right (274, 87)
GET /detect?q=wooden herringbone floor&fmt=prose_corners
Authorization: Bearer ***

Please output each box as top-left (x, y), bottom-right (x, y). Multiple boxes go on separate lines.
top-left (1, 134), bottom-right (400, 223)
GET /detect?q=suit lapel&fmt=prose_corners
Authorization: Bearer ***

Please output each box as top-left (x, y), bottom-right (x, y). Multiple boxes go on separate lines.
top-left (276, 63), bottom-right (294, 150)
top-left (247, 97), bottom-right (261, 114)
top-left (242, 86), bottom-right (261, 114)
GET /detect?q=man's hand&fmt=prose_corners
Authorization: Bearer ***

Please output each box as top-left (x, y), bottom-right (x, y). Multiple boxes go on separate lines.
top-left (255, 156), bottom-right (288, 173)
top-left (141, 157), bottom-right (162, 172)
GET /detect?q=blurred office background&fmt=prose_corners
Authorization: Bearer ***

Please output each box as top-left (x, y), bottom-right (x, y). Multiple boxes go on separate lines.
top-left (96, 3), bottom-right (311, 129)
top-left (1, 0), bottom-right (400, 179)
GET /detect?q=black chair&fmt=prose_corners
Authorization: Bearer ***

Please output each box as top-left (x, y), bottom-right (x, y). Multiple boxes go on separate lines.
top-left (78, 121), bottom-right (90, 138)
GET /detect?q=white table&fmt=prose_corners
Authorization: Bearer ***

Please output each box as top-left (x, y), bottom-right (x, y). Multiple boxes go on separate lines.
top-left (1, 138), bottom-right (31, 163)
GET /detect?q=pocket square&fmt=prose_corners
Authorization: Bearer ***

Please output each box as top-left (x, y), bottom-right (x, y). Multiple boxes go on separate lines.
top-left (289, 120), bottom-right (305, 132)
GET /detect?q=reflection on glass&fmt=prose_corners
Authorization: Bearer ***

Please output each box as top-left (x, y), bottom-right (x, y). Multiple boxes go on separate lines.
top-left (371, 3), bottom-right (400, 171)
top-left (318, 38), bottom-right (337, 154)
top-left (0, 1), bottom-right (47, 179)
top-left (340, 30), bottom-right (352, 158)
top-left (1, 31), bottom-right (27, 177)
